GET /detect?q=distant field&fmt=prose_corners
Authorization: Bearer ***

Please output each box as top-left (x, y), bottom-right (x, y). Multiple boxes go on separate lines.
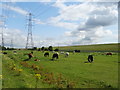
top-left (57, 43), bottom-right (119, 52)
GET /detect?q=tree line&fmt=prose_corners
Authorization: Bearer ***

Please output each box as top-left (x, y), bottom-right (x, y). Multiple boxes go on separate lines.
top-left (0, 45), bottom-right (59, 51)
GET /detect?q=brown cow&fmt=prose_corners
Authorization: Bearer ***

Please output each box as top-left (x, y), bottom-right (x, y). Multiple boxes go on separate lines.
top-left (106, 52), bottom-right (112, 56)
top-left (28, 52), bottom-right (34, 59)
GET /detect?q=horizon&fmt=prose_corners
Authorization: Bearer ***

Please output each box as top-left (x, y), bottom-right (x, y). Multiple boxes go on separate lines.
top-left (0, 42), bottom-right (118, 49)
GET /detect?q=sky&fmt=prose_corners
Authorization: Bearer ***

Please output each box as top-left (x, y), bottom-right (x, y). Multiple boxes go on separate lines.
top-left (0, 0), bottom-right (119, 48)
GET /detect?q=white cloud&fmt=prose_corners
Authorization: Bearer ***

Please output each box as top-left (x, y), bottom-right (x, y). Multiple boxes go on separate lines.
top-left (2, 0), bottom-right (119, 2)
top-left (8, 0), bottom-right (52, 2)
top-left (48, 1), bottom-right (117, 31)
top-left (0, 28), bottom-right (26, 48)
top-left (52, 2), bottom-right (93, 21)
top-left (2, 4), bottom-right (28, 15)
top-left (47, 20), bottom-right (78, 30)
top-left (0, 28), bottom-right (63, 48)
top-left (53, 0), bottom-right (67, 9)
top-left (65, 26), bottom-right (117, 45)
top-left (0, 21), bottom-right (4, 26)
top-left (33, 19), bottom-right (45, 25)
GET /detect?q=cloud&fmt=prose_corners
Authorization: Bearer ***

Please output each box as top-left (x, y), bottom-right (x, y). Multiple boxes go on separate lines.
top-left (47, 19), bottom-right (78, 30)
top-left (65, 26), bottom-right (116, 45)
top-left (49, 1), bottom-right (117, 31)
top-left (85, 14), bottom-right (117, 28)
top-left (46, 1), bottom-right (118, 45)
top-left (2, 4), bottom-right (28, 15)
top-left (2, 0), bottom-right (119, 2)
top-left (0, 28), bottom-right (63, 48)
top-left (52, 1), bottom-right (92, 21)
top-left (0, 28), bottom-right (26, 48)
top-left (85, 4), bottom-right (118, 28)
top-left (1, 4), bottom-right (46, 26)
top-left (77, 3), bottom-right (118, 31)
top-left (7, 0), bottom-right (52, 2)
top-left (0, 21), bottom-right (4, 26)
top-left (53, 0), bottom-right (67, 9)
top-left (33, 19), bottom-right (45, 25)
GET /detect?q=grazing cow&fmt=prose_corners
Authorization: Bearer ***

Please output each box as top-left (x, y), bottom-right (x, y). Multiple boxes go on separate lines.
top-left (65, 52), bottom-right (69, 57)
top-left (74, 50), bottom-right (80, 53)
top-left (44, 52), bottom-right (49, 57)
top-left (52, 52), bottom-right (59, 60)
top-left (34, 59), bottom-right (40, 61)
top-left (28, 52), bottom-right (34, 59)
top-left (60, 52), bottom-right (64, 54)
top-left (106, 52), bottom-right (112, 56)
top-left (73, 51), bottom-right (75, 54)
top-left (88, 55), bottom-right (93, 63)
top-left (13, 51), bottom-right (17, 54)
top-left (3, 52), bottom-right (7, 54)
top-left (38, 48), bottom-right (41, 51)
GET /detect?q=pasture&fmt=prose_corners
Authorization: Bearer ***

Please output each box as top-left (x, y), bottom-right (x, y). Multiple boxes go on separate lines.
top-left (2, 49), bottom-right (119, 88)
top-left (58, 43), bottom-right (119, 52)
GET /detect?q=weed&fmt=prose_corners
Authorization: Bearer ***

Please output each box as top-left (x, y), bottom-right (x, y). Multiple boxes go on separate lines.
top-left (35, 74), bottom-right (41, 88)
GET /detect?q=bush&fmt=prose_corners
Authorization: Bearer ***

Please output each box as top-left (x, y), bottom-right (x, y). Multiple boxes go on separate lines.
top-left (33, 47), bottom-right (37, 50)
top-left (54, 48), bottom-right (59, 51)
top-left (41, 47), bottom-right (45, 51)
top-left (48, 46), bottom-right (53, 51)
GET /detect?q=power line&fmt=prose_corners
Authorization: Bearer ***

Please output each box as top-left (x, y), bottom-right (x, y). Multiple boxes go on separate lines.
top-left (34, 6), bottom-right (51, 18)
top-left (32, 3), bottom-right (43, 15)
top-left (33, 2), bottom-right (55, 18)
top-left (34, 3), bottom-right (81, 22)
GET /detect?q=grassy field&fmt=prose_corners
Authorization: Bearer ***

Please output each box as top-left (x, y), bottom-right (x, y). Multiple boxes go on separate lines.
top-left (57, 43), bottom-right (119, 51)
top-left (2, 49), bottom-right (119, 88)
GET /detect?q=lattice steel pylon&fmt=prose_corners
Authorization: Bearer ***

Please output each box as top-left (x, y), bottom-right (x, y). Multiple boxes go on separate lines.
top-left (1, 1), bottom-right (5, 48)
top-left (1, 27), bottom-right (4, 47)
top-left (10, 39), bottom-right (13, 48)
top-left (26, 13), bottom-right (34, 49)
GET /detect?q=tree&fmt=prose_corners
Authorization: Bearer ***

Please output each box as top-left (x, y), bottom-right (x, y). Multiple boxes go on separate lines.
top-left (54, 48), bottom-right (59, 51)
top-left (38, 48), bottom-right (41, 51)
top-left (44, 48), bottom-right (48, 51)
top-left (2, 46), bottom-right (7, 50)
top-left (74, 50), bottom-right (80, 53)
top-left (41, 47), bottom-right (45, 51)
top-left (48, 46), bottom-right (53, 51)
top-left (33, 47), bottom-right (37, 50)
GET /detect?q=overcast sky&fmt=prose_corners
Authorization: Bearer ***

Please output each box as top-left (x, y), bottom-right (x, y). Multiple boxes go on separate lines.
top-left (0, 0), bottom-right (118, 48)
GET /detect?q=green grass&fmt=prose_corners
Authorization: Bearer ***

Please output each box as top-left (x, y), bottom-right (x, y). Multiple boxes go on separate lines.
top-left (57, 43), bottom-right (119, 51)
top-left (2, 50), bottom-right (118, 88)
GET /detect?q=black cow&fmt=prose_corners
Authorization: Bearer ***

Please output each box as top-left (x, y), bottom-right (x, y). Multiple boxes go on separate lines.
top-left (52, 53), bottom-right (59, 60)
top-left (44, 52), bottom-right (49, 57)
top-left (3, 52), bottom-right (7, 54)
top-left (65, 52), bottom-right (69, 57)
top-left (88, 55), bottom-right (93, 63)
top-left (13, 51), bottom-right (17, 53)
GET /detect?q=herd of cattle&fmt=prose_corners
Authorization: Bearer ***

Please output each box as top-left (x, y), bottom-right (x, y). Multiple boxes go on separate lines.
top-left (44, 51), bottom-right (70, 59)
top-left (2, 50), bottom-right (115, 63)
